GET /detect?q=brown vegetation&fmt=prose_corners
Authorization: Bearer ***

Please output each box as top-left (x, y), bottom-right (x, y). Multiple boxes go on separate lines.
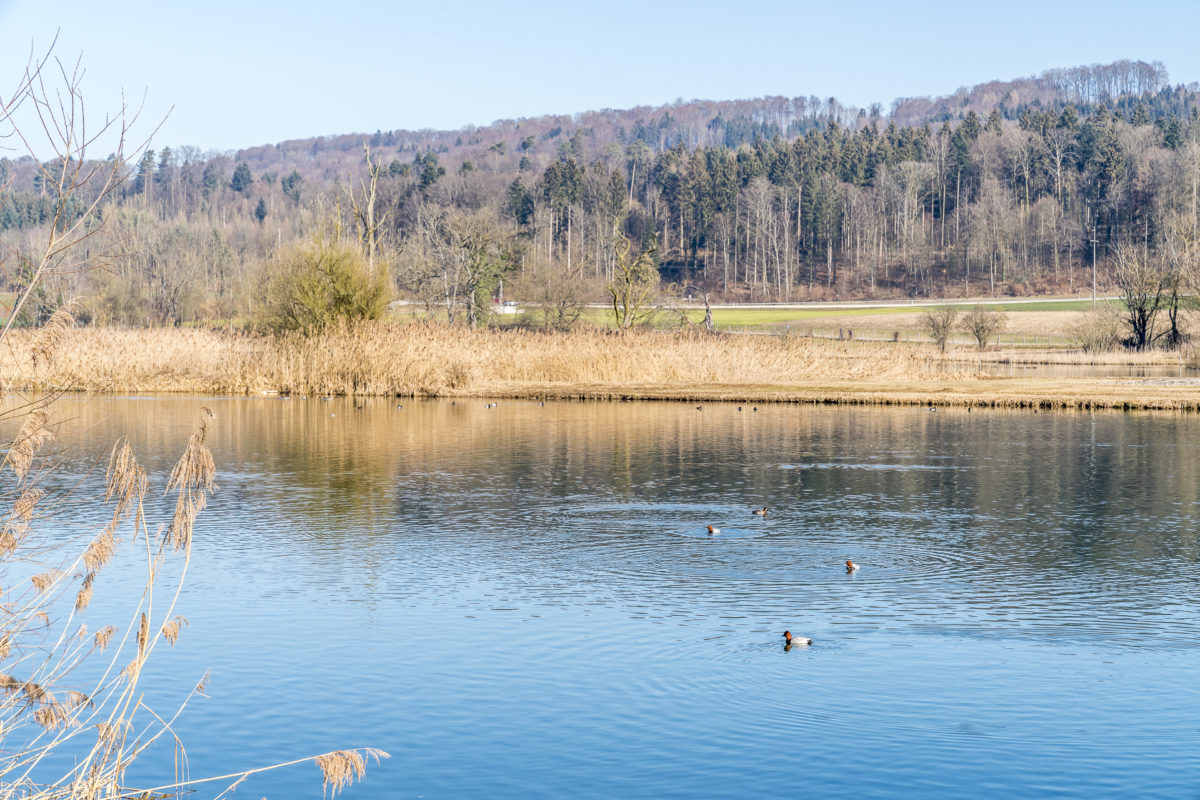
top-left (6, 324), bottom-right (1199, 410)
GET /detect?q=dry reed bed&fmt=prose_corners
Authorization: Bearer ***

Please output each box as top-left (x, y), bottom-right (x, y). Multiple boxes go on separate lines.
top-left (4, 325), bottom-right (1198, 410)
top-left (965, 347), bottom-right (1192, 366)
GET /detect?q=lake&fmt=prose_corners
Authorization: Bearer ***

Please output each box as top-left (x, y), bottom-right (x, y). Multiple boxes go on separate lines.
top-left (34, 397), bottom-right (1200, 797)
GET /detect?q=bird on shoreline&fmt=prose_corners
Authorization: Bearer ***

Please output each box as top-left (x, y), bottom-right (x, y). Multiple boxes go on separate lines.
top-left (707, 525), bottom-right (720, 536)
top-left (783, 631), bottom-right (812, 647)
top-left (845, 560), bottom-right (859, 572)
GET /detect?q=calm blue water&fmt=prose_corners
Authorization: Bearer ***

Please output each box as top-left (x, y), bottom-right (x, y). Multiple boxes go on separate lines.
top-left (34, 398), bottom-right (1200, 797)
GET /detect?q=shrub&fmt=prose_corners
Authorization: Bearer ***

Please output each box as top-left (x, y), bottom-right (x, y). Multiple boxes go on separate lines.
top-left (260, 239), bottom-right (391, 332)
top-left (1068, 309), bottom-right (1124, 353)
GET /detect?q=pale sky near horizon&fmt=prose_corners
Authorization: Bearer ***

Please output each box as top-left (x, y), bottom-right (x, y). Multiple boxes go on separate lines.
top-left (1, 0), bottom-right (1198, 156)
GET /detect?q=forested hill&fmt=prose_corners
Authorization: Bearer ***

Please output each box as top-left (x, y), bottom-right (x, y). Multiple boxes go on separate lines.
top-left (0, 58), bottom-right (1186, 196)
top-left (207, 61), bottom-right (1178, 181)
top-left (2, 57), bottom-right (1200, 327)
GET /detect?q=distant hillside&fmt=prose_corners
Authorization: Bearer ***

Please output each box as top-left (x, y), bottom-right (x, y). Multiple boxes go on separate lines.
top-left (889, 59), bottom-right (1171, 125)
top-left (224, 59), bottom-right (1182, 190)
top-left (0, 58), bottom-right (1187, 195)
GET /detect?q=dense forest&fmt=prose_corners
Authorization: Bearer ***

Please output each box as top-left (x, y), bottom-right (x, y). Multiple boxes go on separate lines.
top-left (2, 57), bottom-right (1199, 329)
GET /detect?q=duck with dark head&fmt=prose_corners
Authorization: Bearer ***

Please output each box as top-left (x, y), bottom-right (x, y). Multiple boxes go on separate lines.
top-left (783, 631), bottom-right (812, 650)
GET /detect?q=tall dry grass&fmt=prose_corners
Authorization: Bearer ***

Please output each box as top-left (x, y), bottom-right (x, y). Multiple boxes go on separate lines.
top-left (6, 323), bottom-right (1198, 410)
top-left (6, 323), bottom-right (976, 397)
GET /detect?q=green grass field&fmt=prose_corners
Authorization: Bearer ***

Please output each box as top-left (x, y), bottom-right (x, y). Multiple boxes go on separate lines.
top-left (416, 297), bottom-right (1117, 341)
top-left (683, 298), bottom-right (1107, 330)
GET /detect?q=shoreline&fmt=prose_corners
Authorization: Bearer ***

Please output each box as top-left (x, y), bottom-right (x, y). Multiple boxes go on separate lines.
top-left (38, 379), bottom-right (1200, 413)
top-left (425, 380), bottom-right (1200, 411)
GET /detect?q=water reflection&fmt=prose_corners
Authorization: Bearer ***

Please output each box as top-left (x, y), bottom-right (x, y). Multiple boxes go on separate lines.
top-left (40, 397), bottom-right (1200, 798)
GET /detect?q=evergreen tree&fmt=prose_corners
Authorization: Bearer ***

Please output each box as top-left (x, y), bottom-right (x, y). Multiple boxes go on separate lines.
top-left (157, 147), bottom-right (175, 186)
top-left (132, 150), bottom-right (155, 197)
top-left (505, 179), bottom-right (534, 226)
top-left (254, 198), bottom-right (268, 224)
top-left (415, 152), bottom-right (445, 190)
top-left (231, 161), bottom-right (254, 193)
top-left (281, 169), bottom-right (304, 202)
top-left (201, 163), bottom-right (223, 197)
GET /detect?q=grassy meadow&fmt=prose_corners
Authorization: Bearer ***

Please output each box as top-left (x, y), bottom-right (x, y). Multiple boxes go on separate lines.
top-left (486, 297), bottom-right (1112, 348)
top-left (8, 322), bottom-right (1198, 411)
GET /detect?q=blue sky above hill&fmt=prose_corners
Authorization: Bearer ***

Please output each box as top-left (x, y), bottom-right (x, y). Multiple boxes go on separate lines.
top-left (1, 0), bottom-right (1198, 154)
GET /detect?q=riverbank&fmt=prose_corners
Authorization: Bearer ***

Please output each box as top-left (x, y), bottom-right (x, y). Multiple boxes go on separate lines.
top-left (12, 324), bottom-right (1200, 411)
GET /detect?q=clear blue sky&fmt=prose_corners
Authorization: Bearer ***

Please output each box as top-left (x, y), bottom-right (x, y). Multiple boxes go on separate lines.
top-left (2, 0), bottom-right (1198, 155)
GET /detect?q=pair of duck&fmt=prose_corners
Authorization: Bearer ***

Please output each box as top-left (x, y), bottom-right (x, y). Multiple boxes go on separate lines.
top-left (707, 507), bottom-right (769, 535)
top-left (786, 568), bottom-right (865, 647)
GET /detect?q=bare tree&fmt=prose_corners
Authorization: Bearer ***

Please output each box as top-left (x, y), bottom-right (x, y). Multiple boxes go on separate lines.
top-left (514, 255), bottom-right (597, 330)
top-left (923, 306), bottom-right (958, 351)
top-left (0, 43), bottom-right (152, 335)
top-left (1161, 214), bottom-right (1199, 348)
top-left (347, 143), bottom-right (398, 277)
top-left (961, 306), bottom-right (1007, 349)
top-left (423, 208), bottom-right (513, 328)
top-left (609, 233), bottom-right (659, 329)
top-left (1112, 243), bottom-right (1171, 349)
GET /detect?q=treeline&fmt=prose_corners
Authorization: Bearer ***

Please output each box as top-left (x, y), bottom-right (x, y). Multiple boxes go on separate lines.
top-left (2, 60), bottom-right (1200, 328)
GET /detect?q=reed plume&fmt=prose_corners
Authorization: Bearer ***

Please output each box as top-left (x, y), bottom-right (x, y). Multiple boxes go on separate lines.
top-left (28, 300), bottom-right (78, 369)
top-left (8, 408), bottom-right (52, 483)
top-left (165, 408), bottom-right (215, 551)
top-left (74, 572), bottom-right (94, 611)
top-left (316, 749), bottom-right (388, 797)
top-left (160, 615), bottom-right (188, 646)
top-left (93, 626), bottom-right (117, 651)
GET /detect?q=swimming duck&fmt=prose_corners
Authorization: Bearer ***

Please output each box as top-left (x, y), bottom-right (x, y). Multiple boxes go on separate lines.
top-left (752, 507), bottom-right (768, 516)
top-left (707, 525), bottom-right (721, 536)
top-left (782, 631), bottom-right (812, 646)
top-left (845, 560), bottom-right (859, 572)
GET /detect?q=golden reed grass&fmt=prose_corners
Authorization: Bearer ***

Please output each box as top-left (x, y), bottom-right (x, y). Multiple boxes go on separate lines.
top-left (3, 322), bottom-right (1198, 410)
top-left (8, 323), bottom-right (973, 392)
